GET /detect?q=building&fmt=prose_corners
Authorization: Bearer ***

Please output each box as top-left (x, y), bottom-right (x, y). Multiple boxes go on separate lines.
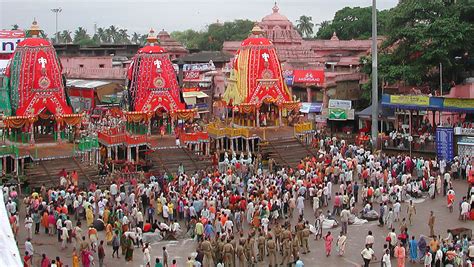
top-left (157, 29), bottom-right (188, 60)
top-left (66, 79), bottom-right (124, 112)
top-left (223, 3), bottom-right (376, 115)
top-left (55, 44), bottom-right (140, 81)
top-left (55, 30), bottom-right (188, 81)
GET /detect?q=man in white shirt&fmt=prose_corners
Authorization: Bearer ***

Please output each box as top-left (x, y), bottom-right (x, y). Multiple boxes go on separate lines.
top-left (60, 224), bottom-right (69, 249)
top-left (361, 244), bottom-right (376, 267)
top-left (24, 214), bottom-right (33, 240)
top-left (25, 238), bottom-right (34, 263)
top-left (424, 251), bottom-right (433, 267)
top-left (382, 249), bottom-right (391, 267)
top-left (393, 201), bottom-right (401, 222)
top-left (365, 231), bottom-right (375, 248)
top-left (56, 218), bottom-right (63, 242)
top-left (64, 216), bottom-right (73, 243)
top-left (162, 203), bottom-right (169, 222)
top-left (340, 208), bottom-right (350, 235)
top-left (461, 198), bottom-right (470, 221)
top-left (224, 219), bottom-right (234, 234)
top-left (110, 183), bottom-right (118, 201)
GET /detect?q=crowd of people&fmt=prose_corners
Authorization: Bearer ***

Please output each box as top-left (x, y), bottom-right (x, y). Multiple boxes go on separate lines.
top-left (3, 132), bottom-right (474, 267)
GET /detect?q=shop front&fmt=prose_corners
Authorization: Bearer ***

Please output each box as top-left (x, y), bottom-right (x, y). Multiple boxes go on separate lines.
top-left (454, 127), bottom-right (474, 158)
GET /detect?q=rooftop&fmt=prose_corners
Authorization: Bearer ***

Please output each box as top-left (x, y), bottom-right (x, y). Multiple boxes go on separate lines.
top-left (174, 51), bottom-right (233, 64)
top-left (66, 79), bottom-right (112, 89)
top-left (157, 29), bottom-right (188, 54)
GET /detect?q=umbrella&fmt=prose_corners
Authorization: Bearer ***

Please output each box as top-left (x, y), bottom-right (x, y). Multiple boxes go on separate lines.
top-left (93, 219), bottom-right (105, 231)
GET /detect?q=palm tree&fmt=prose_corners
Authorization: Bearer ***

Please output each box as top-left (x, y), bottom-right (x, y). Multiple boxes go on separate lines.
top-left (139, 34), bottom-right (148, 45)
top-left (296, 15), bottom-right (314, 38)
top-left (73, 27), bottom-right (90, 44)
top-left (107, 25), bottom-right (119, 43)
top-left (60, 30), bottom-right (73, 43)
top-left (95, 27), bottom-right (108, 44)
top-left (131, 32), bottom-right (140, 44)
top-left (118, 28), bottom-right (130, 44)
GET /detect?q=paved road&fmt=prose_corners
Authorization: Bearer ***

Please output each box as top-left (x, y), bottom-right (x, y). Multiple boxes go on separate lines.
top-left (16, 180), bottom-right (472, 267)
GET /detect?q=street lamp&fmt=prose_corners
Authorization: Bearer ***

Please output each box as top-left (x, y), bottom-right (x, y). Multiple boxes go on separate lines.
top-left (51, 7), bottom-right (62, 43)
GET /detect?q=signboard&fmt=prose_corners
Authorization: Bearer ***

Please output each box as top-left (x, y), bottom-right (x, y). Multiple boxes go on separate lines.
top-left (293, 70), bottom-right (325, 85)
top-left (436, 127), bottom-right (454, 162)
top-left (184, 71), bottom-right (200, 81)
top-left (390, 95), bottom-right (429, 106)
top-left (0, 30), bottom-right (25, 76)
top-left (328, 108), bottom-right (354, 120)
top-left (328, 99), bottom-right (352, 109)
top-left (454, 127), bottom-right (474, 136)
top-left (0, 30), bottom-right (25, 53)
top-left (443, 98), bottom-right (474, 109)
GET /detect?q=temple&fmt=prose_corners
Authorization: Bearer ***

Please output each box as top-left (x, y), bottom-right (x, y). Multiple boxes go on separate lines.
top-left (223, 3), bottom-right (372, 71)
top-left (126, 29), bottom-right (193, 135)
top-left (223, 25), bottom-right (299, 127)
top-left (157, 29), bottom-right (188, 60)
top-left (223, 3), bottom-right (374, 110)
top-left (1, 20), bottom-right (79, 144)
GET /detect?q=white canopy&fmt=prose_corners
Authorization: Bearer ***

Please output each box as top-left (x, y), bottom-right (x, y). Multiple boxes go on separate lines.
top-left (0, 186), bottom-right (22, 267)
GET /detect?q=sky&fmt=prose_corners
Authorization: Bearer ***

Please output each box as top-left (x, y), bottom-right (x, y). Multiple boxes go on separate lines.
top-left (0, 0), bottom-right (398, 36)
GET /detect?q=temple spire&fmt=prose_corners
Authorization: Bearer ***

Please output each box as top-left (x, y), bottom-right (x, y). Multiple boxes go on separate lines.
top-left (272, 2), bottom-right (279, 13)
top-left (146, 28), bottom-right (158, 46)
top-left (250, 23), bottom-right (264, 37)
top-left (29, 19), bottom-right (41, 37)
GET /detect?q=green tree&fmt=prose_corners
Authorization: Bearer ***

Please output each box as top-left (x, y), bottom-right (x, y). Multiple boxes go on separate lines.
top-left (131, 32), bottom-right (140, 44)
top-left (316, 7), bottom-right (389, 40)
top-left (171, 29), bottom-right (202, 50)
top-left (382, 0), bottom-right (473, 86)
top-left (11, 24), bottom-right (19, 30)
top-left (106, 25), bottom-right (119, 44)
top-left (60, 30), bottom-right (72, 43)
top-left (360, 0), bottom-right (474, 100)
top-left (171, 19), bottom-right (254, 51)
top-left (95, 27), bottom-right (109, 43)
top-left (73, 27), bottom-right (91, 44)
top-left (296, 15), bottom-right (314, 38)
top-left (118, 29), bottom-right (130, 44)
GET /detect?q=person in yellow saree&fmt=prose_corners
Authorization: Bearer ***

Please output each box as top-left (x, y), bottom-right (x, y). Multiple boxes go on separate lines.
top-left (105, 223), bottom-right (113, 245)
top-left (86, 206), bottom-right (94, 227)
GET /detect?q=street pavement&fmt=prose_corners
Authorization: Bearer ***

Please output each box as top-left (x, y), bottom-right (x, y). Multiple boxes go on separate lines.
top-left (16, 180), bottom-right (472, 267)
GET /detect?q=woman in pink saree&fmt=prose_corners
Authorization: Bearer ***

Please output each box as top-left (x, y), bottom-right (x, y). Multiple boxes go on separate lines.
top-left (394, 242), bottom-right (406, 267)
top-left (323, 231), bottom-right (334, 256)
top-left (81, 249), bottom-right (93, 267)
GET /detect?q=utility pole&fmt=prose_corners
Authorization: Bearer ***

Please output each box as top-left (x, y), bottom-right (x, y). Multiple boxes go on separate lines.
top-left (51, 7), bottom-right (62, 43)
top-left (371, 0), bottom-right (379, 150)
top-left (439, 62), bottom-right (443, 95)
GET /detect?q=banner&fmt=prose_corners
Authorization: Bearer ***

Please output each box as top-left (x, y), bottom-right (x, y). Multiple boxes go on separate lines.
top-left (293, 70), bottom-right (325, 85)
top-left (454, 127), bottom-right (474, 136)
top-left (329, 108), bottom-right (346, 120)
top-left (436, 127), bottom-right (454, 162)
top-left (0, 30), bottom-right (25, 53)
top-left (184, 71), bottom-right (200, 81)
top-left (0, 30), bottom-right (25, 76)
top-left (390, 95), bottom-right (429, 106)
top-left (443, 98), bottom-right (474, 109)
top-left (329, 99), bottom-right (352, 109)
top-left (327, 108), bottom-right (354, 120)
